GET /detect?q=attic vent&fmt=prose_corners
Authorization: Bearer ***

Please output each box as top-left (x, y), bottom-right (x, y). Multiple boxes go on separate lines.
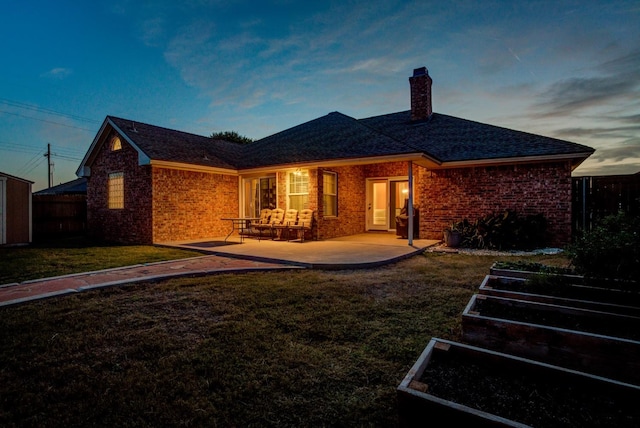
top-left (130, 122), bottom-right (138, 133)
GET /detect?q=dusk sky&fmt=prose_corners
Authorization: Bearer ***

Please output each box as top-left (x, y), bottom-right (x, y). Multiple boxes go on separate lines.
top-left (1, 0), bottom-right (638, 191)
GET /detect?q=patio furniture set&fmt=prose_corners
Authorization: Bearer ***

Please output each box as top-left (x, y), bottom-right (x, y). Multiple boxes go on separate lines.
top-left (223, 208), bottom-right (316, 243)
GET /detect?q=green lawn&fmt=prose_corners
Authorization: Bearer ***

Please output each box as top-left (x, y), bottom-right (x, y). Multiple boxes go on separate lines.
top-left (0, 236), bottom-right (201, 284)
top-left (0, 247), bottom-right (569, 427)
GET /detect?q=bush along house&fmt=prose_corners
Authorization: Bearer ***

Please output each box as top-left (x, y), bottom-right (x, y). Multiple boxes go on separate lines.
top-left (76, 67), bottom-right (594, 246)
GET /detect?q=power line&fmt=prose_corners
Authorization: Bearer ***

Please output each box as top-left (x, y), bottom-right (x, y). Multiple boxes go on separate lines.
top-left (22, 156), bottom-right (47, 176)
top-left (0, 109), bottom-right (96, 132)
top-left (16, 150), bottom-right (47, 175)
top-left (0, 98), bottom-right (100, 124)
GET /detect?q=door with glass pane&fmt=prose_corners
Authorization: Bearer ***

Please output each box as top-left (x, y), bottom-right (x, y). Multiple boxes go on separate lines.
top-left (366, 178), bottom-right (410, 231)
top-left (244, 177), bottom-right (276, 217)
top-left (367, 179), bottom-right (389, 230)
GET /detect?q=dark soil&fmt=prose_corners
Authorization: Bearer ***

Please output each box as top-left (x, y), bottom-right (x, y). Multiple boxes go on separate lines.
top-left (420, 350), bottom-right (640, 427)
top-left (475, 298), bottom-right (640, 341)
top-left (489, 276), bottom-right (640, 307)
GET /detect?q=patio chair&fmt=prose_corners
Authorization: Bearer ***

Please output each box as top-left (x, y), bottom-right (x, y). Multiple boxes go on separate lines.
top-left (273, 209), bottom-right (298, 240)
top-left (255, 208), bottom-right (284, 240)
top-left (247, 209), bottom-right (271, 239)
top-left (288, 209), bottom-right (315, 242)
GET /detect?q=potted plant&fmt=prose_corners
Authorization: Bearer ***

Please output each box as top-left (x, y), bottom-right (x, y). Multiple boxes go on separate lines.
top-left (443, 223), bottom-right (462, 248)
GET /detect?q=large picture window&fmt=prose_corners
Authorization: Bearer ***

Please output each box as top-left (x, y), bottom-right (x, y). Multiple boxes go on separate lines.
top-left (288, 170), bottom-right (309, 211)
top-left (323, 171), bottom-right (337, 217)
top-left (108, 172), bottom-right (124, 209)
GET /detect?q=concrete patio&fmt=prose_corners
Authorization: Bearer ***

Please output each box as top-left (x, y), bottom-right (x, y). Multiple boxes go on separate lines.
top-left (157, 232), bottom-right (440, 269)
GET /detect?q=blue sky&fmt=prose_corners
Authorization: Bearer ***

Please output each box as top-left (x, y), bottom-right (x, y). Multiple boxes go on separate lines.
top-left (1, 0), bottom-right (638, 191)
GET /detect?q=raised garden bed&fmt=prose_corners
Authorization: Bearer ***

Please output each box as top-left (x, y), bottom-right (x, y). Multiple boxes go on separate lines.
top-left (489, 261), bottom-right (637, 291)
top-left (479, 274), bottom-right (640, 316)
top-left (397, 338), bottom-right (640, 427)
top-left (462, 294), bottom-right (640, 384)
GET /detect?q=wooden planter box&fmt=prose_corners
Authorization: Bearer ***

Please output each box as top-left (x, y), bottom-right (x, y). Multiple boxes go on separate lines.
top-left (479, 274), bottom-right (640, 316)
top-left (397, 338), bottom-right (640, 427)
top-left (462, 294), bottom-right (640, 384)
top-left (489, 262), bottom-right (638, 292)
top-left (489, 262), bottom-right (584, 282)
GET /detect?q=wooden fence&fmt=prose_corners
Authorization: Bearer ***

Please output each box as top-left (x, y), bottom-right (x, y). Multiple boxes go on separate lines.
top-left (32, 194), bottom-right (87, 240)
top-left (572, 173), bottom-right (640, 233)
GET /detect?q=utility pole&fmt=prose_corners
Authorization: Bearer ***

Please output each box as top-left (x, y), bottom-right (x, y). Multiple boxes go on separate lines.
top-left (44, 143), bottom-right (53, 188)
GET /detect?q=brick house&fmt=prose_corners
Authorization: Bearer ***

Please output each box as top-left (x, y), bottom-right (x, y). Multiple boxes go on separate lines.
top-left (77, 67), bottom-right (594, 246)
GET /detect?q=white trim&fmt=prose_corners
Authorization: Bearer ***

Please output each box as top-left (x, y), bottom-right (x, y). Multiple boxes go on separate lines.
top-left (0, 177), bottom-right (6, 245)
top-left (437, 152), bottom-right (593, 169)
top-left (76, 118), bottom-right (152, 178)
top-left (76, 118), bottom-right (110, 177)
top-left (149, 160), bottom-right (238, 176)
top-left (28, 181), bottom-right (32, 243)
top-left (239, 153), bottom-right (433, 175)
top-left (108, 120), bottom-right (151, 166)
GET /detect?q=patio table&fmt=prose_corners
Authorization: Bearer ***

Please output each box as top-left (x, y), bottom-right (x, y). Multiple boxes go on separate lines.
top-left (221, 217), bottom-right (259, 243)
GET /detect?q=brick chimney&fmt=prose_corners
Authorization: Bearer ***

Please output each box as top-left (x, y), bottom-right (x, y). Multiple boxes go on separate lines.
top-left (409, 67), bottom-right (433, 121)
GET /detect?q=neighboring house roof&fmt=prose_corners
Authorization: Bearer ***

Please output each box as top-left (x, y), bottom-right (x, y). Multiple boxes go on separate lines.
top-left (33, 178), bottom-right (87, 195)
top-left (0, 171), bottom-right (34, 184)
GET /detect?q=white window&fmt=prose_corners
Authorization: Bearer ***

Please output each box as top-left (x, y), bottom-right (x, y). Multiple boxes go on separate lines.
top-left (108, 172), bottom-right (124, 209)
top-left (323, 171), bottom-right (337, 217)
top-left (288, 169), bottom-right (309, 211)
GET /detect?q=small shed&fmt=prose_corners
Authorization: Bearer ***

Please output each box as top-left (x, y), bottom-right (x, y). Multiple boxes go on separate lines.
top-left (0, 171), bottom-right (33, 246)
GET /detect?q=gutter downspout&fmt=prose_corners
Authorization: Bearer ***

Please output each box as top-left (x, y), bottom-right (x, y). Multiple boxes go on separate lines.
top-left (408, 161), bottom-right (414, 246)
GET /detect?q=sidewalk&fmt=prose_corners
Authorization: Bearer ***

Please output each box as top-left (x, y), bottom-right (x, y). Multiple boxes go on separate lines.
top-left (0, 255), bottom-right (300, 307)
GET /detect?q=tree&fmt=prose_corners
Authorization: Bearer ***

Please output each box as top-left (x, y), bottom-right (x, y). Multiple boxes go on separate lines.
top-left (210, 131), bottom-right (253, 144)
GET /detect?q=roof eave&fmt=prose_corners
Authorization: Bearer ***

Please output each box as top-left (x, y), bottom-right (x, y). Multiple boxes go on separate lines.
top-left (237, 152), bottom-right (437, 174)
top-left (435, 152), bottom-right (595, 170)
top-left (149, 160), bottom-right (239, 176)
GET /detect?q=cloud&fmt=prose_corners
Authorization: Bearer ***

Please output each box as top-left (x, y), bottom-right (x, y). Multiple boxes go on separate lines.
top-left (531, 49), bottom-right (640, 118)
top-left (41, 68), bottom-right (73, 79)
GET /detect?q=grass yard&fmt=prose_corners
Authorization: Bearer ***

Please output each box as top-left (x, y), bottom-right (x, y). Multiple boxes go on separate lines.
top-left (0, 248), bottom-right (569, 427)
top-left (0, 236), bottom-right (201, 284)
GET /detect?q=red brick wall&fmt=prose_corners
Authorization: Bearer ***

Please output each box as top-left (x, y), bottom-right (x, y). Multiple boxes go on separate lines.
top-left (87, 132), bottom-right (153, 244)
top-left (318, 165), bottom-right (366, 238)
top-left (151, 168), bottom-right (238, 242)
top-left (416, 161), bottom-right (573, 246)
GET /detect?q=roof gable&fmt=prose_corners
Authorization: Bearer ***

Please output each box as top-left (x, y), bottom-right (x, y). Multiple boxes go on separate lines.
top-left (77, 116), bottom-right (245, 177)
top-left (107, 116), bottom-right (244, 170)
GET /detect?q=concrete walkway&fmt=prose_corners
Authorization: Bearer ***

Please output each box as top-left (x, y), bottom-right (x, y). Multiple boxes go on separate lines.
top-left (0, 233), bottom-right (438, 307)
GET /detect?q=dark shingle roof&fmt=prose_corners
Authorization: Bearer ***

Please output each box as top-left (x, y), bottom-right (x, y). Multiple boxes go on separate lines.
top-left (108, 116), bottom-right (245, 170)
top-left (238, 112), bottom-right (414, 168)
top-left (94, 110), bottom-right (593, 172)
top-left (33, 178), bottom-right (87, 195)
top-left (358, 111), bottom-right (595, 163)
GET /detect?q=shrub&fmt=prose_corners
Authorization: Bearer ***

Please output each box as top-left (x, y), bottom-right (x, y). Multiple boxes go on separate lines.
top-left (455, 210), bottom-right (547, 251)
top-left (566, 212), bottom-right (640, 281)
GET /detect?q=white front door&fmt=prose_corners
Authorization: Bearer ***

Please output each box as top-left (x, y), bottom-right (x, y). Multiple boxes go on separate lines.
top-left (367, 179), bottom-right (389, 231)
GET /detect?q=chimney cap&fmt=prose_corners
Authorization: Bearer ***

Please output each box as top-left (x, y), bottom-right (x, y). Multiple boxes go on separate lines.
top-left (412, 67), bottom-right (428, 77)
